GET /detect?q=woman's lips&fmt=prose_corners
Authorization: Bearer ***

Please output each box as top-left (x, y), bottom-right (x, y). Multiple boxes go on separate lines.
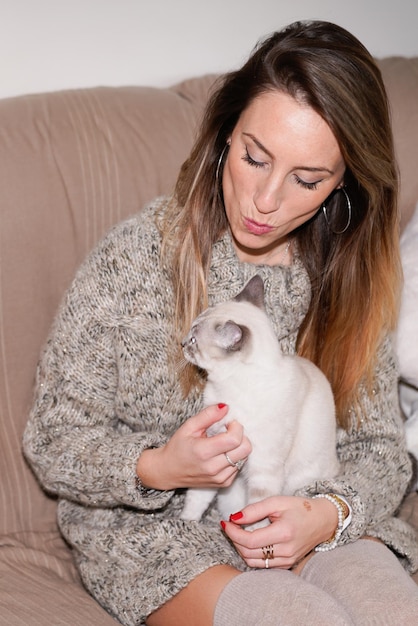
top-left (243, 217), bottom-right (274, 235)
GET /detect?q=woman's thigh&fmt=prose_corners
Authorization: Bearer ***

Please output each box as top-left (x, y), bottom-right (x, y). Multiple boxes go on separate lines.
top-left (146, 565), bottom-right (240, 626)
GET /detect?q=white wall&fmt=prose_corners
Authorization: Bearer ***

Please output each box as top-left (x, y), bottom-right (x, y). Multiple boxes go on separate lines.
top-left (3, 0), bottom-right (418, 100)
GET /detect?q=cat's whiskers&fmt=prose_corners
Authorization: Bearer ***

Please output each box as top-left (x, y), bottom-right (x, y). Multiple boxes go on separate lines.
top-left (175, 355), bottom-right (189, 375)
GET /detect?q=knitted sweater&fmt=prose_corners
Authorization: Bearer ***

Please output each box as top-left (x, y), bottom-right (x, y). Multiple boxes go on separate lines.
top-left (23, 197), bottom-right (418, 626)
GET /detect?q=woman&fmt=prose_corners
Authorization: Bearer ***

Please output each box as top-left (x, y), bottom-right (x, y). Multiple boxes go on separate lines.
top-left (23, 20), bottom-right (418, 625)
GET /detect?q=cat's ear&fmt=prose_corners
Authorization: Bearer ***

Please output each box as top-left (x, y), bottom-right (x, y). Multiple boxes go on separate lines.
top-left (234, 275), bottom-right (265, 310)
top-left (217, 321), bottom-right (250, 352)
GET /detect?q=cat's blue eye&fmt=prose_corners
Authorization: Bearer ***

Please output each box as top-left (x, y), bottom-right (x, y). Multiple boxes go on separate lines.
top-left (294, 175), bottom-right (320, 191)
top-left (242, 149), bottom-right (265, 168)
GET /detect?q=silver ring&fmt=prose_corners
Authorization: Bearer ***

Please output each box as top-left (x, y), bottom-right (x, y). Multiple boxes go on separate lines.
top-left (224, 453), bottom-right (246, 471)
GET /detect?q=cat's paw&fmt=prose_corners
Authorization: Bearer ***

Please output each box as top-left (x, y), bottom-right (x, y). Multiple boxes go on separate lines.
top-left (179, 505), bottom-right (203, 522)
top-left (179, 511), bottom-right (201, 522)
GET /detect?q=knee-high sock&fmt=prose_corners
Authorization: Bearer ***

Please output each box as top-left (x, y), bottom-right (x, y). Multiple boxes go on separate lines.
top-left (302, 539), bottom-right (418, 625)
top-left (214, 568), bottom-right (353, 625)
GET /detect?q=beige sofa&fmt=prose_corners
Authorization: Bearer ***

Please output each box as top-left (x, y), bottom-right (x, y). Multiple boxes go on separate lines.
top-left (1, 58), bottom-right (417, 624)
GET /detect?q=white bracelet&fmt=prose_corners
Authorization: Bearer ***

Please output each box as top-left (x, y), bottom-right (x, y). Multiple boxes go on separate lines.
top-left (312, 493), bottom-right (346, 552)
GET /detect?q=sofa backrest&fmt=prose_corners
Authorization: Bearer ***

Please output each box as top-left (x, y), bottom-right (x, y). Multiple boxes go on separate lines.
top-left (0, 75), bottom-right (215, 534)
top-left (0, 60), bottom-right (417, 536)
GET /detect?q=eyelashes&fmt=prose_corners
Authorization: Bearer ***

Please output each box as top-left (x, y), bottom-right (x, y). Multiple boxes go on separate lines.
top-left (242, 149), bottom-right (264, 168)
top-left (294, 176), bottom-right (319, 191)
top-left (242, 149), bottom-right (320, 190)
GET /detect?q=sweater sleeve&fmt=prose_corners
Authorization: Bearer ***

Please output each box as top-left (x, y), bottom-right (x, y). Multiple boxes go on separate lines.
top-left (23, 206), bottom-right (178, 511)
top-left (295, 334), bottom-right (413, 543)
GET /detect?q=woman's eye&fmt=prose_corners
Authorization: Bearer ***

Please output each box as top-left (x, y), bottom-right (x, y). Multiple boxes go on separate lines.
top-left (294, 175), bottom-right (320, 190)
top-left (242, 149), bottom-right (265, 168)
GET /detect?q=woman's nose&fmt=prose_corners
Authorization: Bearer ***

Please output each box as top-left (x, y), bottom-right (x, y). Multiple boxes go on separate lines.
top-left (253, 178), bottom-right (283, 214)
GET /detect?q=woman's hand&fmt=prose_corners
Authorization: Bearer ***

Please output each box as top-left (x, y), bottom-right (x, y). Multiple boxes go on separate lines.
top-left (136, 403), bottom-right (252, 491)
top-left (221, 495), bottom-right (338, 569)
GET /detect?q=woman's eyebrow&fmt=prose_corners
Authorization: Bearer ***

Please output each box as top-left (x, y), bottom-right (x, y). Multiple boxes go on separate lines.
top-left (298, 165), bottom-right (335, 175)
top-left (242, 131), bottom-right (334, 175)
top-left (243, 132), bottom-right (274, 158)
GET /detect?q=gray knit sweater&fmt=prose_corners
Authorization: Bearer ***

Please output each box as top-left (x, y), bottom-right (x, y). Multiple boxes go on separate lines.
top-left (23, 197), bottom-right (418, 626)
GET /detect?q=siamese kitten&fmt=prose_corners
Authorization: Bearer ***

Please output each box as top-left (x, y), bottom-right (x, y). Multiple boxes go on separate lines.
top-left (180, 275), bottom-right (339, 526)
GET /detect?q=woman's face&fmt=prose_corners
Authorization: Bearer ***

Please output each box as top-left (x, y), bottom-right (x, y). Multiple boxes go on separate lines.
top-left (222, 90), bottom-right (346, 264)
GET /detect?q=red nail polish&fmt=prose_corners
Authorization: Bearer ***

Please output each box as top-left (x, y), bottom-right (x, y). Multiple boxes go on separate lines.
top-left (217, 403), bottom-right (227, 409)
top-left (229, 511), bottom-right (244, 522)
top-left (220, 520), bottom-right (226, 530)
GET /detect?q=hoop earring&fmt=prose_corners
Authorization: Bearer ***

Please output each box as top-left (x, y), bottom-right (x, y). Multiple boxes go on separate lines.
top-left (215, 142), bottom-right (230, 185)
top-left (322, 187), bottom-right (352, 234)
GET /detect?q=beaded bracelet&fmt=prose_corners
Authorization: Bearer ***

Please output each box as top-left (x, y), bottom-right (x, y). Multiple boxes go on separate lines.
top-left (312, 493), bottom-right (347, 552)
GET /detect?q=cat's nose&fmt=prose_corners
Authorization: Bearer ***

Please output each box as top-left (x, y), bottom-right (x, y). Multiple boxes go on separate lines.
top-left (181, 336), bottom-right (196, 348)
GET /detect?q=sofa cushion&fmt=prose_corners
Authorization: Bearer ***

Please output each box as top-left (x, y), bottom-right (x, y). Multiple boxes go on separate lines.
top-left (377, 57), bottom-right (418, 230)
top-left (0, 534), bottom-right (117, 624)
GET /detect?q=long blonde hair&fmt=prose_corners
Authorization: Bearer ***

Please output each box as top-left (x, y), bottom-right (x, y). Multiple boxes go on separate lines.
top-left (160, 20), bottom-right (401, 430)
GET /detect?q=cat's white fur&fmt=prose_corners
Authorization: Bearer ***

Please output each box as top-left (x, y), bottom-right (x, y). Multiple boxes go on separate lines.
top-left (180, 275), bottom-right (339, 525)
top-left (397, 202), bottom-right (418, 478)
top-left (397, 202), bottom-right (418, 390)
